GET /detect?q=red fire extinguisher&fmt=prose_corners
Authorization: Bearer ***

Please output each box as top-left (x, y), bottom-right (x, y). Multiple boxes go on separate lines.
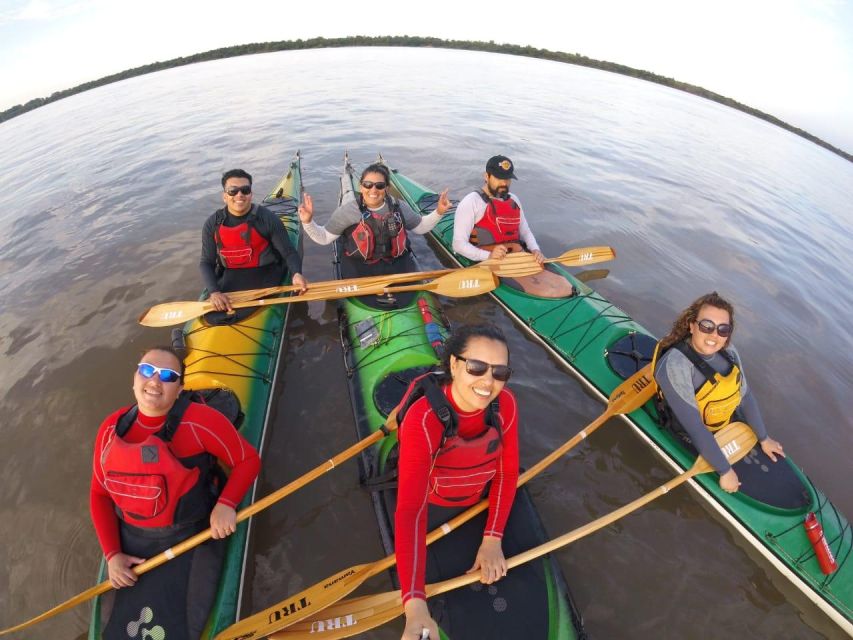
top-left (803, 512), bottom-right (838, 575)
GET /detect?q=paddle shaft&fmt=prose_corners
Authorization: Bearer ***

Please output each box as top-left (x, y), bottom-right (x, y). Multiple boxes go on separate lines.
top-left (430, 464), bottom-right (707, 597)
top-left (0, 420), bottom-right (397, 637)
top-left (215, 365), bottom-right (656, 640)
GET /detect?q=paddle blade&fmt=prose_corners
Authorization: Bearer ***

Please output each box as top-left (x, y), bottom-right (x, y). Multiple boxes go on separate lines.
top-left (267, 590), bottom-right (403, 639)
top-left (607, 363), bottom-right (657, 416)
top-left (575, 268), bottom-right (609, 284)
top-left (691, 422), bottom-right (757, 475)
top-left (549, 246), bottom-right (616, 267)
top-left (138, 300), bottom-right (210, 327)
top-left (482, 252), bottom-right (543, 278)
top-left (213, 564), bottom-right (375, 640)
top-left (429, 266), bottom-right (498, 298)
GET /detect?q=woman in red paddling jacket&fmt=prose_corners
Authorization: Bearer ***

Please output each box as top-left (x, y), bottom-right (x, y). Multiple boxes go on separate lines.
top-left (90, 346), bottom-right (260, 639)
top-left (394, 324), bottom-right (519, 640)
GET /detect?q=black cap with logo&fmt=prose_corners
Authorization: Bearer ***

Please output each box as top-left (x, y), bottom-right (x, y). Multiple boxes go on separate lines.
top-left (485, 155), bottom-right (518, 180)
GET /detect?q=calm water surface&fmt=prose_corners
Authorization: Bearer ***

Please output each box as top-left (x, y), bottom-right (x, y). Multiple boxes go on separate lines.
top-left (0, 48), bottom-right (851, 639)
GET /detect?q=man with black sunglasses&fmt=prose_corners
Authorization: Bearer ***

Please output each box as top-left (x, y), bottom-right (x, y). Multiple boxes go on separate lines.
top-left (200, 168), bottom-right (306, 313)
top-left (298, 163), bottom-right (451, 278)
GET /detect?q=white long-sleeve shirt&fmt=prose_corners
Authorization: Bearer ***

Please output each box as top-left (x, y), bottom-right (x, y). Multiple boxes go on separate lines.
top-left (302, 198), bottom-right (441, 246)
top-left (451, 191), bottom-right (541, 262)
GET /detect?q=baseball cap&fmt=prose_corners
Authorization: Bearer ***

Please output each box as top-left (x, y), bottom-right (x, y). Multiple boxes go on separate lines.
top-left (485, 155), bottom-right (518, 179)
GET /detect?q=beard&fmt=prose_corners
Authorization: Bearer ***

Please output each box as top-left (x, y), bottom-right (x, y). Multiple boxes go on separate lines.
top-left (492, 185), bottom-right (510, 200)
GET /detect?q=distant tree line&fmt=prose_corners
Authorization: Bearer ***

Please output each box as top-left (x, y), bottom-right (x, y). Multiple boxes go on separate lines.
top-left (3, 35), bottom-right (850, 163)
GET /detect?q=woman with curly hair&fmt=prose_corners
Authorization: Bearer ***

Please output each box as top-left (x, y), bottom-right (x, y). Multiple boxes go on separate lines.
top-left (653, 292), bottom-right (785, 494)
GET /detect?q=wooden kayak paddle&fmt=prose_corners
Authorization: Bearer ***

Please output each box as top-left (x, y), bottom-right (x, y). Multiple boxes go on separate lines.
top-left (139, 267), bottom-right (499, 327)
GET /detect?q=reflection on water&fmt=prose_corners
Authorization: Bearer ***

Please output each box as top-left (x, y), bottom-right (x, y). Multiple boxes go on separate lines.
top-left (0, 47), bottom-right (850, 639)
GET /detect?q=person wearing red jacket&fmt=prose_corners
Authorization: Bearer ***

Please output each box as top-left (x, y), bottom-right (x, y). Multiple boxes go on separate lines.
top-left (394, 324), bottom-right (519, 640)
top-left (90, 346), bottom-right (260, 639)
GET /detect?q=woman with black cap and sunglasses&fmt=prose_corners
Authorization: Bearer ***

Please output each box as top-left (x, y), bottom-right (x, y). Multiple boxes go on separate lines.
top-left (652, 292), bottom-right (785, 494)
top-left (391, 324), bottom-right (519, 640)
top-left (89, 347), bottom-right (260, 639)
top-left (298, 163), bottom-right (451, 278)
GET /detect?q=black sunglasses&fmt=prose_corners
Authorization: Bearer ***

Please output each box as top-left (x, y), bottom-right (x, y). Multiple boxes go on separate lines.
top-left (456, 355), bottom-right (512, 382)
top-left (225, 185), bottom-right (252, 196)
top-left (696, 318), bottom-right (732, 337)
top-left (361, 180), bottom-right (387, 190)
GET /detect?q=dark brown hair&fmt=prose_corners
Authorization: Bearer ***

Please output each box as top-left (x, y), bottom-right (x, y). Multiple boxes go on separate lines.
top-left (360, 163), bottom-right (390, 184)
top-left (438, 324), bottom-right (509, 382)
top-left (658, 292), bottom-right (735, 352)
top-left (221, 168), bottom-right (252, 189)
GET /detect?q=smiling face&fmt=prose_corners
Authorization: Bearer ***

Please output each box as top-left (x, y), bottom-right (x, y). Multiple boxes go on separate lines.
top-left (449, 337), bottom-right (510, 412)
top-left (360, 171), bottom-right (388, 209)
top-left (133, 349), bottom-right (184, 417)
top-left (689, 304), bottom-right (731, 356)
top-left (222, 176), bottom-right (253, 216)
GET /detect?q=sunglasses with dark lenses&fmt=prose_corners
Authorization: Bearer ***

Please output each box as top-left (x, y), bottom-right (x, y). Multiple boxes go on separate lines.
top-left (137, 362), bottom-right (182, 383)
top-left (361, 180), bottom-right (387, 190)
top-left (456, 355), bottom-right (512, 382)
top-left (224, 185), bottom-right (252, 196)
top-left (696, 319), bottom-right (733, 337)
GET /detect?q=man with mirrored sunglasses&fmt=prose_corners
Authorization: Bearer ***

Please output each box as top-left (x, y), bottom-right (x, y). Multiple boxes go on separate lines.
top-left (200, 168), bottom-right (306, 312)
top-left (298, 162), bottom-right (451, 278)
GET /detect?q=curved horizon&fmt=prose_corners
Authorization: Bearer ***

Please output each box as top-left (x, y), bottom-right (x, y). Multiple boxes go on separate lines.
top-left (2, 35), bottom-right (850, 163)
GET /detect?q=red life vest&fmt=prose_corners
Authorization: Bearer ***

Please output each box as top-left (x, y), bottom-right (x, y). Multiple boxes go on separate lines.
top-left (100, 396), bottom-right (217, 527)
top-left (214, 206), bottom-right (273, 269)
top-left (396, 373), bottom-right (502, 505)
top-left (469, 191), bottom-right (521, 246)
top-left (344, 197), bottom-right (409, 264)
top-left (428, 424), bottom-right (502, 504)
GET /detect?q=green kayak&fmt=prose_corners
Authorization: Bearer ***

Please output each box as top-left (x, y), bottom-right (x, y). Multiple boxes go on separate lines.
top-left (331, 154), bottom-right (585, 639)
top-left (88, 153), bottom-right (303, 639)
top-left (383, 157), bottom-right (853, 636)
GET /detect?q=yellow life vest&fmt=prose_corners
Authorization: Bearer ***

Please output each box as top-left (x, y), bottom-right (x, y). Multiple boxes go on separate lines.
top-left (652, 341), bottom-right (742, 431)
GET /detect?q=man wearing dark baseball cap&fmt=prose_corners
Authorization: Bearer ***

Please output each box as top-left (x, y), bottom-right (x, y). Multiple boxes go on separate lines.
top-left (485, 155), bottom-right (518, 180)
top-left (452, 155), bottom-right (542, 263)
top-left (451, 155), bottom-right (574, 297)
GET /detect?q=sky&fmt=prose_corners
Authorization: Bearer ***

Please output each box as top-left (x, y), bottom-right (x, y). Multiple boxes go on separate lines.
top-left (1, 0), bottom-right (852, 153)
